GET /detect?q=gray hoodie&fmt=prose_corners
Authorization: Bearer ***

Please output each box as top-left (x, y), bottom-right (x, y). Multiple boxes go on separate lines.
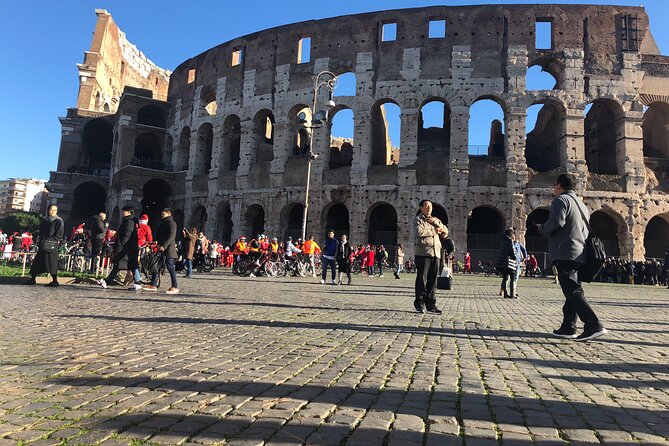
top-left (539, 190), bottom-right (589, 264)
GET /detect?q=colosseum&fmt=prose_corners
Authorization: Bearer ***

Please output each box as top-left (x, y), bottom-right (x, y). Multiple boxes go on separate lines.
top-left (47, 5), bottom-right (669, 264)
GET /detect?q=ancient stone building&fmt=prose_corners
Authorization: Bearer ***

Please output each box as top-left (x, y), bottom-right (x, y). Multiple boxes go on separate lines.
top-left (48, 5), bottom-right (669, 262)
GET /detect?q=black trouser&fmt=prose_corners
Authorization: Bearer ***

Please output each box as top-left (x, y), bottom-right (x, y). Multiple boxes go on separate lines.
top-left (500, 269), bottom-right (515, 297)
top-left (554, 260), bottom-right (603, 332)
top-left (415, 255), bottom-right (439, 310)
top-left (337, 260), bottom-right (351, 283)
top-left (90, 238), bottom-right (104, 272)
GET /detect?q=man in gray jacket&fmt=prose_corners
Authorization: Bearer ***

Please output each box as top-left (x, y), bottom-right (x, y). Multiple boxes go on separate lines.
top-left (538, 174), bottom-right (606, 341)
top-left (414, 199), bottom-right (448, 314)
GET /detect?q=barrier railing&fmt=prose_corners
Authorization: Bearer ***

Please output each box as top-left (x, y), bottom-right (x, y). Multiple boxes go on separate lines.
top-left (1, 251), bottom-right (112, 277)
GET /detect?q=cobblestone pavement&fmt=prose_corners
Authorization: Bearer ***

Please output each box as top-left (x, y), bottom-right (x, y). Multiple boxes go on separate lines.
top-left (0, 272), bottom-right (668, 446)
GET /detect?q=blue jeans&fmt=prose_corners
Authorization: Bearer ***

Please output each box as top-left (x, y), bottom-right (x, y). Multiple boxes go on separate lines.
top-left (152, 257), bottom-right (178, 289)
top-left (184, 259), bottom-right (193, 277)
top-left (321, 257), bottom-right (337, 281)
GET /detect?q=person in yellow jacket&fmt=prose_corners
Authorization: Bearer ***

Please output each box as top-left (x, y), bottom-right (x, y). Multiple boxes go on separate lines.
top-left (302, 235), bottom-right (321, 277)
top-left (232, 236), bottom-right (247, 272)
top-left (269, 237), bottom-right (280, 260)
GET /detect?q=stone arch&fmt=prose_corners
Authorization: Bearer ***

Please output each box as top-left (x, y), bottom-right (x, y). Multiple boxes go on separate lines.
top-left (468, 96), bottom-right (506, 158)
top-left (176, 127), bottom-right (191, 172)
top-left (526, 98), bottom-right (567, 172)
top-left (81, 118), bottom-right (113, 170)
top-left (254, 109), bottom-right (275, 161)
top-left (288, 104), bottom-right (311, 157)
top-left (525, 208), bottom-right (550, 253)
top-left (194, 123), bottom-right (214, 175)
top-left (644, 214), bottom-right (669, 258)
top-left (215, 202), bottom-right (234, 246)
top-left (466, 206), bottom-right (506, 261)
top-left (133, 133), bottom-right (163, 168)
top-left (431, 203), bottom-right (449, 226)
top-left (371, 99), bottom-right (401, 166)
top-left (329, 106), bottom-right (354, 168)
top-left (137, 105), bottom-right (166, 128)
top-left (418, 97), bottom-right (451, 153)
top-left (221, 115), bottom-right (241, 171)
top-left (142, 179), bottom-right (172, 233)
top-left (590, 209), bottom-right (624, 257)
top-left (527, 58), bottom-right (562, 90)
top-left (280, 202), bottom-right (304, 242)
top-left (643, 102), bottom-right (669, 158)
top-left (322, 202), bottom-right (350, 239)
top-left (71, 181), bottom-right (107, 223)
top-left (367, 202), bottom-right (398, 249)
top-left (244, 204), bottom-right (265, 238)
top-left (585, 98), bottom-right (624, 175)
top-left (191, 204), bottom-right (208, 233)
top-left (201, 85), bottom-right (217, 116)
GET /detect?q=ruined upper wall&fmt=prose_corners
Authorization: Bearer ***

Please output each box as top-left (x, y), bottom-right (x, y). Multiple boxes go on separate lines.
top-left (76, 9), bottom-right (170, 113)
top-left (167, 4), bottom-right (657, 108)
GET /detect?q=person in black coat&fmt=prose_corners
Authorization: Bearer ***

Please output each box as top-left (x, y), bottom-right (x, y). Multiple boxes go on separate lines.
top-left (144, 208), bottom-right (179, 294)
top-left (496, 228), bottom-right (517, 299)
top-left (25, 205), bottom-right (64, 286)
top-left (97, 206), bottom-right (141, 289)
top-left (88, 211), bottom-right (106, 273)
top-left (336, 234), bottom-right (353, 285)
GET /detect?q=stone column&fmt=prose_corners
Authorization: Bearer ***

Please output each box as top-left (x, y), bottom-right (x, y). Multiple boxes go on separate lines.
top-left (351, 108), bottom-right (371, 186)
top-left (505, 108), bottom-right (528, 189)
top-left (565, 109), bottom-right (588, 188)
top-left (270, 117), bottom-right (291, 186)
top-left (621, 109), bottom-right (645, 193)
top-left (449, 105), bottom-right (469, 189)
top-left (236, 118), bottom-right (255, 189)
top-left (399, 109), bottom-right (419, 167)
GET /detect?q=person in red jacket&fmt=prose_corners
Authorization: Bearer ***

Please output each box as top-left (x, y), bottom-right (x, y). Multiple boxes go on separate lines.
top-left (366, 245), bottom-right (376, 276)
top-left (137, 214), bottom-right (153, 248)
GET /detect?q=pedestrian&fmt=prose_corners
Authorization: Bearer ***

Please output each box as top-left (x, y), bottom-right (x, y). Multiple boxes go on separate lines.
top-left (376, 245), bottom-right (387, 277)
top-left (88, 211), bottom-right (107, 273)
top-left (336, 233), bottom-right (352, 285)
top-left (394, 243), bottom-right (404, 279)
top-left (464, 251), bottom-right (472, 273)
top-left (538, 173), bottom-right (607, 341)
top-left (96, 206), bottom-right (142, 291)
top-left (512, 239), bottom-right (527, 297)
top-left (414, 199), bottom-right (447, 314)
top-left (24, 205), bottom-right (64, 287)
top-left (496, 228), bottom-right (517, 299)
top-left (320, 229), bottom-right (339, 285)
top-left (303, 236), bottom-right (321, 277)
top-left (366, 245), bottom-right (375, 276)
top-left (144, 208), bottom-right (179, 294)
top-left (182, 227), bottom-right (197, 278)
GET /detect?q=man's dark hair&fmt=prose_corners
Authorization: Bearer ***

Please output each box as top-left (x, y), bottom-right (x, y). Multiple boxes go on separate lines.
top-left (419, 199), bottom-right (431, 208)
top-left (122, 206), bottom-right (134, 213)
top-left (162, 207), bottom-right (172, 214)
top-left (556, 173), bottom-right (576, 191)
top-left (504, 227), bottom-right (515, 237)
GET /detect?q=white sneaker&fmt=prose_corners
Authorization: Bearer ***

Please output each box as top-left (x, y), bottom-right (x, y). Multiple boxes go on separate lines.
top-left (128, 283), bottom-right (142, 291)
top-left (320, 279), bottom-right (325, 284)
top-left (250, 273), bottom-right (256, 277)
top-left (331, 279), bottom-right (337, 285)
top-left (312, 274), bottom-right (317, 278)
top-left (97, 279), bottom-right (107, 289)
top-left (379, 274), bottom-right (384, 278)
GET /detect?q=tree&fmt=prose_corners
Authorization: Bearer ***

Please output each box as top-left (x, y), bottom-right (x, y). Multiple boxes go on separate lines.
top-left (0, 211), bottom-right (44, 235)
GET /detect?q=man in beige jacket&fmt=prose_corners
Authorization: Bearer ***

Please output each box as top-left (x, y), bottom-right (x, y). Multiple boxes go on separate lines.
top-left (414, 199), bottom-right (448, 314)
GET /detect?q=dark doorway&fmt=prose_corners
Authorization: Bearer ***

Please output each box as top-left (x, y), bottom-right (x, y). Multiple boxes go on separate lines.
top-left (81, 118), bottom-right (113, 172)
top-left (71, 182), bottom-right (107, 224)
top-left (324, 203), bottom-right (350, 239)
top-left (245, 205), bottom-right (265, 238)
top-left (466, 206), bottom-right (505, 263)
top-left (142, 179), bottom-right (172, 233)
top-left (525, 209), bottom-right (550, 253)
top-left (137, 105), bottom-right (166, 128)
top-left (585, 100), bottom-right (622, 175)
top-left (217, 204), bottom-right (234, 246)
top-left (644, 215), bottom-right (669, 259)
top-left (191, 205), bottom-right (208, 233)
top-left (283, 204), bottom-right (304, 242)
top-left (431, 204), bottom-right (449, 226)
top-left (590, 211), bottom-right (620, 256)
top-left (368, 203), bottom-right (397, 249)
top-left (133, 133), bottom-right (163, 168)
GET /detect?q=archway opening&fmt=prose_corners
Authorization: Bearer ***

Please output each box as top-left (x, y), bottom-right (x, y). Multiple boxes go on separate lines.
top-left (191, 205), bottom-right (208, 233)
top-left (585, 99), bottom-right (623, 175)
top-left (141, 179), bottom-right (172, 233)
top-left (282, 203), bottom-right (304, 242)
top-left (643, 102), bottom-right (669, 158)
top-left (137, 105), bottom-right (166, 128)
top-left (526, 64), bottom-right (558, 90)
top-left (644, 215), bottom-right (669, 259)
top-left (216, 204), bottom-right (233, 246)
top-left (254, 110), bottom-right (275, 162)
top-left (525, 100), bottom-right (565, 172)
top-left (371, 101), bottom-right (401, 166)
top-left (368, 203), bottom-right (398, 249)
top-left (466, 206), bottom-right (505, 263)
top-left (333, 72), bottom-right (356, 97)
top-left (590, 211), bottom-right (621, 257)
top-left (133, 133), bottom-right (163, 168)
top-left (329, 108), bottom-right (354, 168)
top-left (176, 127), bottom-right (191, 172)
top-left (81, 118), bottom-right (113, 171)
top-left (245, 205), bottom-right (265, 238)
top-left (469, 99), bottom-right (505, 157)
top-left (324, 203), bottom-right (350, 239)
top-left (431, 204), bottom-right (449, 226)
top-left (418, 100), bottom-right (450, 153)
top-left (525, 209), bottom-right (550, 253)
top-left (222, 116), bottom-right (241, 171)
top-left (195, 123), bottom-right (213, 175)
top-left (71, 182), bottom-right (107, 223)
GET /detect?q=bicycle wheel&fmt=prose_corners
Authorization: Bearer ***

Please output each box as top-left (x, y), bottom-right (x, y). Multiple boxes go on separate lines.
top-left (296, 261), bottom-right (307, 277)
top-left (238, 258), bottom-right (253, 277)
top-left (202, 257), bottom-right (214, 273)
top-left (265, 261), bottom-right (278, 277)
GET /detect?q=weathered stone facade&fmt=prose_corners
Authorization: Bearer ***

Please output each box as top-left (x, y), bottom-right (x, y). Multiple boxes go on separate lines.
top-left (48, 5), bottom-right (669, 261)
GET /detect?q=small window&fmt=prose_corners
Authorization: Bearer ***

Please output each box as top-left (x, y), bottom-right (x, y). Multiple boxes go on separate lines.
top-left (297, 37), bottom-right (311, 64)
top-left (382, 23), bottom-right (397, 42)
top-left (231, 49), bottom-right (243, 67)
top-left (187, 69), bottom-right (196, 84)
top-left (429, 20), bottom-right (446, 38)
top-left (535, 20), bottom-right (552, 50)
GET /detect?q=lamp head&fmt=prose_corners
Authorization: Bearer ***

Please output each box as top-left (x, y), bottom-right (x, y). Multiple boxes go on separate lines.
top-left (297, 112), bottom-right (308, 124)
top-left (326, 91), bottom-right (336, 108)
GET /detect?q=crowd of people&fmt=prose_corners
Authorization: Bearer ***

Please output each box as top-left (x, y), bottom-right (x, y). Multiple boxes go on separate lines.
top-left (0, 230), bottom-right (35, 259)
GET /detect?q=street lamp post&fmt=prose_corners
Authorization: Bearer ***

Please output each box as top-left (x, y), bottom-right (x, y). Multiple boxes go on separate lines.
top-left (300, 71), bottom-right (337, 242)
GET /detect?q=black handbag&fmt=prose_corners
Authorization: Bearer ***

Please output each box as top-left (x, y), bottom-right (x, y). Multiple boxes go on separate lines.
top-left (507, 258), bottom-right (517, 271)
top-left (437, 275), bottom-right (452, 290)
top-left (567, 195), bottom-right (606, 283)
top-left (42, 239), bottom-right (58, 253)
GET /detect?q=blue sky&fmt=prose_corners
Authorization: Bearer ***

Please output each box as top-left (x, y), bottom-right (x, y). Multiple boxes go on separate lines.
top-left (0, 0), bottom-right (667, 180)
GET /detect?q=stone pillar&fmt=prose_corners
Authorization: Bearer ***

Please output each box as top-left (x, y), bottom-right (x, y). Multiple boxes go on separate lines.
top-left (621, 109), bottom-right (646, 193)
top-left (505, 108), bottom-right (528, 189)
top-left (565, 109), bottom-right (588, 189)
top-left (351, 108), bottom-right (371, 186)
top-left (270, 117), bottom-right (291, 186)
top-left (236, 118), bottom-right (255, 189)
top-left (449, 105), bottom-right (469, 189)
top-left (399, 109), bottom-right (419, 167)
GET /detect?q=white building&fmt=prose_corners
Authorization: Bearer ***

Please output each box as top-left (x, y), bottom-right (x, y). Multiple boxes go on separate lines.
top-left (0, 178), bottom-right (48, 218)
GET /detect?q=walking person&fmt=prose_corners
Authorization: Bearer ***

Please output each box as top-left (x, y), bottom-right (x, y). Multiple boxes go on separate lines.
top-left (336, 234), bottom-right (352, 285)
top-left (24, 205), bottom-right (64, 287)
top-left (320, 229), bottom-right (339, 285)
top-left (512, 238), bottom-right (527, 297)
top-left (96, 206), bottom-right (142, 290)
top-left (496, 228), bottom-right (517, 299)
top-left (394, 243), bottom-right (404, 279)
top-left (182, 227), bottom-right (197, 278)
top-left (88, 211), bottom-right (106, 273)
top-left (376, 245), bottom-right (387, 277)
top-left (414, 199), bottom-right (447, 314)
top-left (144, 208), bottom-right (179, 294)
top-left (538, 173), bottom-right (607, 341)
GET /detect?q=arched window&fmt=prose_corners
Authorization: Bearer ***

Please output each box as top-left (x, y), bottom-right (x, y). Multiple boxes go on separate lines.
top-left (329, 108), bottom-right (354, 168)
top-left (137, 105), bottom-right (166, 128)
top-left (194, 123), bottom-right (214, 175)
top-left (334, 72), bottom-right (356, 97)
top-left (643, 102), bottom-right (669, 158)
top-left (176, 127), bottom-right (191, 172)
top-left (525, 100), bottom-right (566, 172)
top-left (469, 99), bottom-right (505, 158)
top-left (222, 115), bottom-right (241, 171)
top-left (585, 99), bottom-right (624, 175)
top-left (418, 99), bottom-right (450, 153)
top-left (371, 101), bottom-right (401, 166)
top-left (526, 64), bottom-right (558, 90)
